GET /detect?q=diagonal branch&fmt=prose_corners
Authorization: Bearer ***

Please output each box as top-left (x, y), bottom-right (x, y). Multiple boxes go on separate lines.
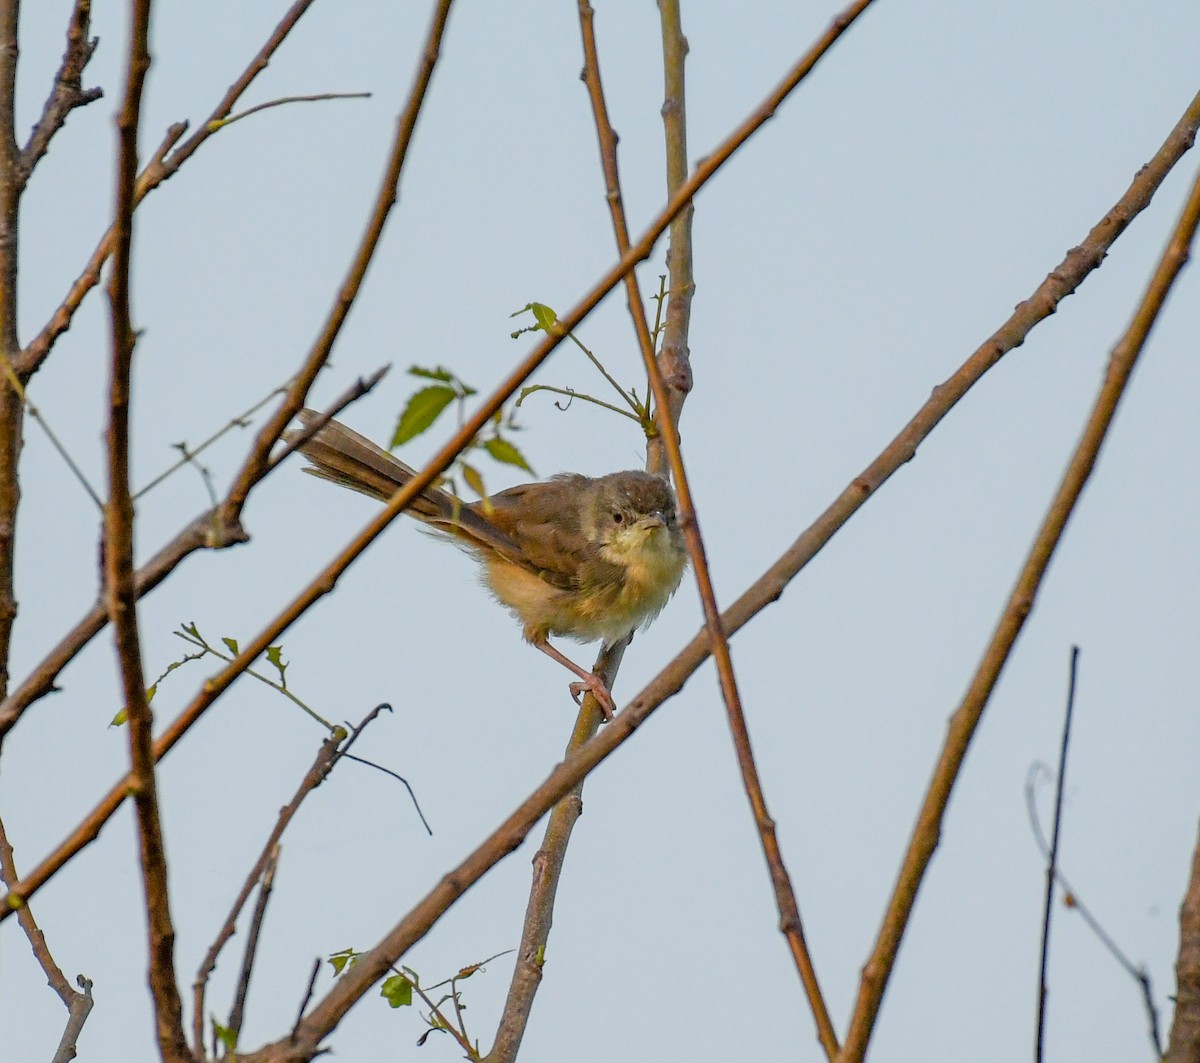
top-left (18, 0), bottom-right (103, 187)
top-left (0, 368), bottom-right (384, 744)
top-left (192, 726), bottom-right (349, 1055)
top-left (0, 812), bottom-right (95, 1061)
top-left (216, 0), bottom-right (455, 529)
top-left (17, 0), bottom-right (321, 378)
top-left (105, 3), bottom-right (190, 1060)
top-left (839, 160), bottom-right (1200, 1063)
top-left (1, 0), bottom-right (865, 927)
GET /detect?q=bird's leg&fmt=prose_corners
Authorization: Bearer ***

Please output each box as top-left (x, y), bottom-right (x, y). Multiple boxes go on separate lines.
top-left (530, 636), bottom-right (617, 720)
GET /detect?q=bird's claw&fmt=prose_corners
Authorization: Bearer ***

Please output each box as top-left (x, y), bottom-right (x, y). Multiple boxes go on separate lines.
top-left (569, 676), bottom-right (617, 721)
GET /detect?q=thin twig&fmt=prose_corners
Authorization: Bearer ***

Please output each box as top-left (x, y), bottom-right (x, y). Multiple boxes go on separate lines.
top-left (18, 0), bottom-right (103, 186)
top-left (840, 161), bottom-right (1200, 1063)
top-left (1035, 646), bottom-right (1080, 1062)
top-left (192, 726), bottom-right (349, 1055)
top-left (134, 382), bottom-right (289, 498)
top-left (17, 0), bottom-right (321, 377)
top-left (0, 812), bottom-right (95, 1062)
top-left (0, 353), bottom-right (102, 507)
top-left (106, 4), bottom-right (190, 1060)
top-left (226, 846), bottom-right (282, 1048)
top-left (0, 369), bottom-right (385, 743)
top-left (210, 92), bottom-right (371, 131)
top-left (290, 959), bottom-right (323, 1042)
top-left (1024, 764), bottom-right (1164, 1057)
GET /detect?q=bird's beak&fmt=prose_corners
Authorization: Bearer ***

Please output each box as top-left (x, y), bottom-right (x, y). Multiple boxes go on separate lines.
top-left (637, 513), bottom-right (666, 532)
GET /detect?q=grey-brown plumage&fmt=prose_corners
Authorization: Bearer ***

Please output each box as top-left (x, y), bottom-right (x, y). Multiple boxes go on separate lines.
top-left (293, 411), bottom-right (687, 717)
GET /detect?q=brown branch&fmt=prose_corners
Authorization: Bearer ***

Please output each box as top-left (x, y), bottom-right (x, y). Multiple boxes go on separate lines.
top-left (0, 0), bottom-right (21, 705)
top-left (1167, 820), bottom-right (1200, 1063)
top-left (840, 161), bottom-right (1200, 1063)
top-left (0, 368), bottom-right (383, 745)
top-left (655, 0), bottom-right (695, 455)
top-left (216, 0), bottom-right (454, 530)
top-left (18, 0), bottom-right (103, 187)
top-left (0, 812), bottom-right (95, 1063)
top-left (210, 91), bottom-right (371, 132)
top-left (1, 0), bottom-right (849, 928)
top-left (16, 0), bottom-right (321, 377)
top-left (226, 846), bottom-right (282, 1049)
top-left (192, 727), bottom-right (349, 1056)
top-left (105, 4), bottom-right (190, 1061)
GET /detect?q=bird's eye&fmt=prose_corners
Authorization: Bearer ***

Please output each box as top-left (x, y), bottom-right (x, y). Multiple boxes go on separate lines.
top-left (611, 510), bottom-right (624, 524)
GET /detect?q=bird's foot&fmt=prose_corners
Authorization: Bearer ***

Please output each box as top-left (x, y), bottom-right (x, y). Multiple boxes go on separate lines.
top-left (569, 674), bottom-right (617, 721)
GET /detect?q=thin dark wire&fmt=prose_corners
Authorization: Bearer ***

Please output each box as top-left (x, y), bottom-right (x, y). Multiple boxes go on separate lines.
top-left (1036, 645), bottom-right (1079, 1062)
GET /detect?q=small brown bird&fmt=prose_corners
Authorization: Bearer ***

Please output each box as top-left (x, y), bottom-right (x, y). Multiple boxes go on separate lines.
top-left (294, 412), bottom-right (687, 718)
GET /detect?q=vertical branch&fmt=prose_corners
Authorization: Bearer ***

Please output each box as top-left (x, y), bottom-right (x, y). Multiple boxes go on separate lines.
top-left (655, 0), bottom-right (694, 456)
top-left (1166, 822), bottom-right (1200, 1063)
top-left (840, 163), bottom-right (1200, 1063)
top-left (106, 3), bottom-right (190, 1060)
top-left (0, 0), bottom-right (22, 703)
top-left (1035, 646), bottom-right (1080, 1062)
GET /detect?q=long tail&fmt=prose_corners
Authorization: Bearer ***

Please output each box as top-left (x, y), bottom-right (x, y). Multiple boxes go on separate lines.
top-left (292, 410), bottom-right (519, 557)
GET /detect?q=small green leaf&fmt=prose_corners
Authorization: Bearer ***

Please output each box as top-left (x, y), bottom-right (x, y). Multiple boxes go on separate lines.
top-left (460, 462), bottom-right (487, 501)
top-left (145, 684), bottom-right (158, 704)
top-left (212, 1019), bottom-right (237, 1051)
top-left (221, 637), bottom-right (239, 656)
top-left (266, 645), bottom-right (287, 685)
top-left (328, 948), bottom-right (361, 975)
top-left (407, 365), bottom-right (456, 383)
top-left (381, 974), bottom-right (414, 1008)
top-left (483, 437), bottom-right (534, 475)
top-left (530, 302), bottom-right (558, 331)
top-left (391, 386), bottom-right (457, 447)
top-left (110, 708), bottom-right (128, 727)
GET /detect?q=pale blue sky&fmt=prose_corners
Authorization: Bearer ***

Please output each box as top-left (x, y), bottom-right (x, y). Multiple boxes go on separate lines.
top-left (4, 2), bottom-right (1200, 1061)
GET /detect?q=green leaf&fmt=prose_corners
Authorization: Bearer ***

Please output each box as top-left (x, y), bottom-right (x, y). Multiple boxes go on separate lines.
top-left (530, 302), bottom-right (558, 331)
top-left (407, 365), bottom-right (456, 383)
top-left (110, 708), bottom-right (128, 727)
top-left (460, 461), bottom-right (487, 501)
top-left (328, 948), bottom-right (361, 975)
top-left (381, 973), bottom-right (414, 1008)
top-left (483, 437), bottom-right (534, 475)
top-left (212, 1019), bottom-right (237, 1051)
top-left (221, 637), bottom-right (239, 656)
top-left (266, 645), bottom-right (287, 685)
top-left (391, 385), bottom-right (457, 448)
top-left (145, 683), bottom-right (158, 704)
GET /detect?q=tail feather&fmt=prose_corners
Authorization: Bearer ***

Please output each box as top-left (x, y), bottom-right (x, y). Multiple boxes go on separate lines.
top-left (292, 410), bottom-right (524, 561)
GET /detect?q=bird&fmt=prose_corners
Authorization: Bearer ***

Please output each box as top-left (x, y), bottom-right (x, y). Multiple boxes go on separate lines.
top-left (293, 410), bottom-right (687, 718)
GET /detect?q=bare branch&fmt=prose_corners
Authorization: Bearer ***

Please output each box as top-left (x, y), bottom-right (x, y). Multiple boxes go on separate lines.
top-left (840, 158), bottom-right (1200, 1063)
top-left (0, 0), bottom-right (22, 704)
top-left (226, 847), bottom-right (282, 1049)
top-left (1025, 765), bottom-right (1164, 1056)
top-left (19, 0), bottom-right (103, 185)
top-left (1166, 821), bottom-right (1200, 1063)
top-left (209, 91), bottom-right (371, 132)
top-left (105, 3), bottom-right (190, 1060)
top-left (17, 0), bottom-right (321, 377)
top-left (192, 727), bottom-right (349, 1055)
top-left (0, 812), bottom-right (95, 1063)
top-left (0, 369), bottom-right (384, 744)
top-left (1035, 647), bottom-right (1080, 1063)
